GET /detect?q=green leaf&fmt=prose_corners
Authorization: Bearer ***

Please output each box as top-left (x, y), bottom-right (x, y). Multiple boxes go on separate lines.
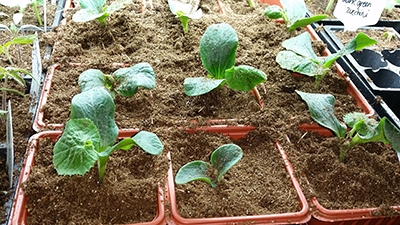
top-left (343, 112), bottom-right (369, 128)
top-left (168, 0), bottom-right (201, 17)
top-left (72, 9), bottom-right (106, 23)
top-left (79, 0), bottom-right (105, 12)
top-left (70, 88), bottom-right (119, 152)
top-left (53, 119), bottom-right (100, 176)
top-left (0, 88), bottom-right (25, 98)
top-left (113, 63), bottom-right (156, 97)
top-left (175, 161), bottom-right (217, 187)
top-left (324, 33), bottom-right (377, 68)
top-left (288, 15), bottom-right (328, 32)
top-left (281, 0), bottom-right (306, 27)
top-left (78, 69), bottom-right (107, 92)
top-left (132, 131), bottom-right (163, 155)
top-left (105, 0), bottom-right (131, 14)
top-left (11, 34), bottom-right (37, 44)
top-left (383, 118), bottom-right (400, 153)
top-left (97, 138), bottom-right (136, 158)
top-left (276, 51), bottom-right (325, 77)
top-left (296, 91), bottom-right (347, 138)
top-left (200, 23), bottom-right (238, 79)
top-left (281, 32), bottom-right (320, 62)
top-left (225, 65), bottom-right (267, 91)
top-left (183, 77), bottom-right (225, 96)
top-left (263, 5), bottom-right (284, 20)
top-left (343, 112), bottom-right (378, 136)
top-left (210, 144), bottom-right (242, 181)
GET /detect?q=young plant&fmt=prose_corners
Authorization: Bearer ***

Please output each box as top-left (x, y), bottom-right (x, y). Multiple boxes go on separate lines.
top-left (276, 32), bottom-right (376, 89)
top-left (175, 144), bottom-right (242, 187)
top-left (168, 0), bottom-right (202, 33)
top-left (0, 34), bottom-right (37, 66)
top-left (384, 31), bottom-right (396, 42)
top-left (0, 66), bottom-right (35, 112)
top-left (296, 90), bottom-right (400, 162)
top-left (72, 0), bottom-right (131, 25)
top-left (183, 23), bottom-right (267, 96)
top-left (53, 63), bottom-right (161, 182)
top-left (0, 0), bottom-right (44, 25)
top-left (263, 0), bottom-right (328, 32)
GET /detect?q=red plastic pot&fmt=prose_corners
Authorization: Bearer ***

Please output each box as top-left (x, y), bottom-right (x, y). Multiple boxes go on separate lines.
top-left (166, 126), bottom-right (311, 224)
top-left (8, 130), bottom-right (166, 225)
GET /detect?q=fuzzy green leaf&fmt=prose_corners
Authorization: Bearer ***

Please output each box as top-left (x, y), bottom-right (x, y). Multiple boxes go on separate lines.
top-left (70, 88), bottom-right (118, 152)
top-left (183, 77), bottom-right (225, 96)
top-left (78, 69), bottom-right (107, 93)
top-left (276, 51), bottom-right (325, 77)
top-left (225, 65), bottom-right (267, 91)
top-left (343, 112), bottom-right (378, 136)
top-left (296, 91), bottom-right (347, 138)
top-left (113, 63), bottom-right (156, 97)
top-left (210, 144), bottom-right (242, 181)
top-left (200, 23), bottom-right (238, 79)
top-left (132, 131), bottom-right (163, 155)
top-left (281, 32), bottom-right (320, 62)
top-left (383, 118), bottom-right (400, 152)
top-left (281, 0), bottom-right (306, 27)
top-left (53, 119), bottom-right (99, 175)
top-left (79, 0), bottom-right (105, 12)
top-left (72, 9), bottom-right (106, 23)
top-left (175, 161), bottom-right (217, 187)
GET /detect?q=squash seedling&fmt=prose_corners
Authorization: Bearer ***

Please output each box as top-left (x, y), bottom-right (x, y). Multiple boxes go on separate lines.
top-left (263, 0), bottom-right (328, 32)
top-left (296, 90), bottom-right (400, 162)
top-left (276, 32), bottom-right (377, 89)
top-left (53, 63), bottom-right (162, 182)
top-left (72, 0), bottom-right (131, 25)
top-left (0, 0), bottom-right (44, 25)
top-left (184, 23), bottom-right (267, 96)
top-left (168, 0), bottom-right (202, 33)
top-left (175, 144), bottom-right (242, 187)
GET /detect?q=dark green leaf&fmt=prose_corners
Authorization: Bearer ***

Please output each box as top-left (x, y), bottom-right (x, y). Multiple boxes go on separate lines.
top-left (175, 161), bottom-right (217, 187)
top-left (184, 77), bottom-right (225, 96)
top-left (225, 65), bottom-right (266, 91)
top-left (132, 131), bottom-right (163, 155)
top-left (281, 0), bottom-right (306, 27)
top-left (70, 88), bottom-right (118, 152)
top-left (281, 32), bottom-right (320, 61)
top-left (210, 144), bottom-right (242, 181)
top-left (98, 138), bottom-right (136, 158)
top-left (296, 91), bottom-right (347, 138)
top-left (53, 119), bottom-right (99, 175)
top-left (113, 63), bottom-right (156, 97)
top-left (276, 51), bottom-right (325, 76)
top-left (324, 33), bottom-right (377, 68)
top-left (78, 69), bottom-right (107, 92)
top-left (200, 23), bottom-right (238, 79)
top-left (263, 5), bottom-right (284, 20)
top-left (383, 118), bottom-right (400, 152)
top-left (343, 112), bottom-right (378, 136)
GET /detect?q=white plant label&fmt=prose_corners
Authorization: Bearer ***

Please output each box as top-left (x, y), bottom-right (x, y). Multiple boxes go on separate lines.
top-left (6, 100), bottom-right (14, 189)
top-left (333, 0), bottom-right (385, 31)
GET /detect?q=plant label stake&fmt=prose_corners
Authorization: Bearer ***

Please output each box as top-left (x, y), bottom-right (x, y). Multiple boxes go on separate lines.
top-left (6, 100), bottom-right (14, 189)
top-left (333, 0), bottom-right (385, 31)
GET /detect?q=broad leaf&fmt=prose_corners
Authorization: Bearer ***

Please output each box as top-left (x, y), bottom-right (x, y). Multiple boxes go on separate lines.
top-left (288, 15), bottom-right (328, 32)
top-left (200, 23), bottom-right (238, 79)
top-left (281, 0), bottom-right (306, 27)
top-left (98, 138), bottom-right (136, 158)
top-left (53, 119), bottom-right (100, 175)
top-left (78, 69), bottom-right (107, 92)
top-left (70, 88), bottom-right (118, 152)
top-left (113, 63), bottom-right (156, 97)
top-left (276, 51), bottom-right (325, 77)
top-left (105, 0), bottom-right (131, 14)
top-left (343, 112), bottom-right (378, 136)
top-left (383, 118), bottom-right (400, 152)
top-left (343, 112), bottom-right (369, 128)
top-left (210, 144), bottom-right (242, 181)
top-left (72, 9), bottom-right (106, 23)
top-left (225, 65), bottom-right (267, 91)
top-left (175, 161), bottom-right (217, 187)
top-left (183, 77), bottom-right (225, 96)
top-left (296, 91), bottom-right (347, 138)
top-left (281, 32), bottom-right (320, 62)
top-left (79, 0), bottom-right (105, 12)
top-left (324, 33), bottom-right (377, 68)
top-left (132, 131), bottom-right (163, 155)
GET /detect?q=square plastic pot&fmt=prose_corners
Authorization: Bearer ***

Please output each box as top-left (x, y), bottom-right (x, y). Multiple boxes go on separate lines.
top-left (166, 126), bottom-right (311, 225)
top-left (8, 130), bottom-right (166, 225)
top-left (319, 25), bottom-right (400, 130)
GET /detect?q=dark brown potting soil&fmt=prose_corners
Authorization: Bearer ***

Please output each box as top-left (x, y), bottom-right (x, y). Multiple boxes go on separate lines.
top-left (2, 0), bottom-right (400, 223)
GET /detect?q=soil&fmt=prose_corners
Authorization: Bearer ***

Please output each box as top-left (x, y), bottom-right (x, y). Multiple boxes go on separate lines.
top-left (305, 0), bottom-right (400, 21)
top-left (1, 0), bottom-right (400, 223)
